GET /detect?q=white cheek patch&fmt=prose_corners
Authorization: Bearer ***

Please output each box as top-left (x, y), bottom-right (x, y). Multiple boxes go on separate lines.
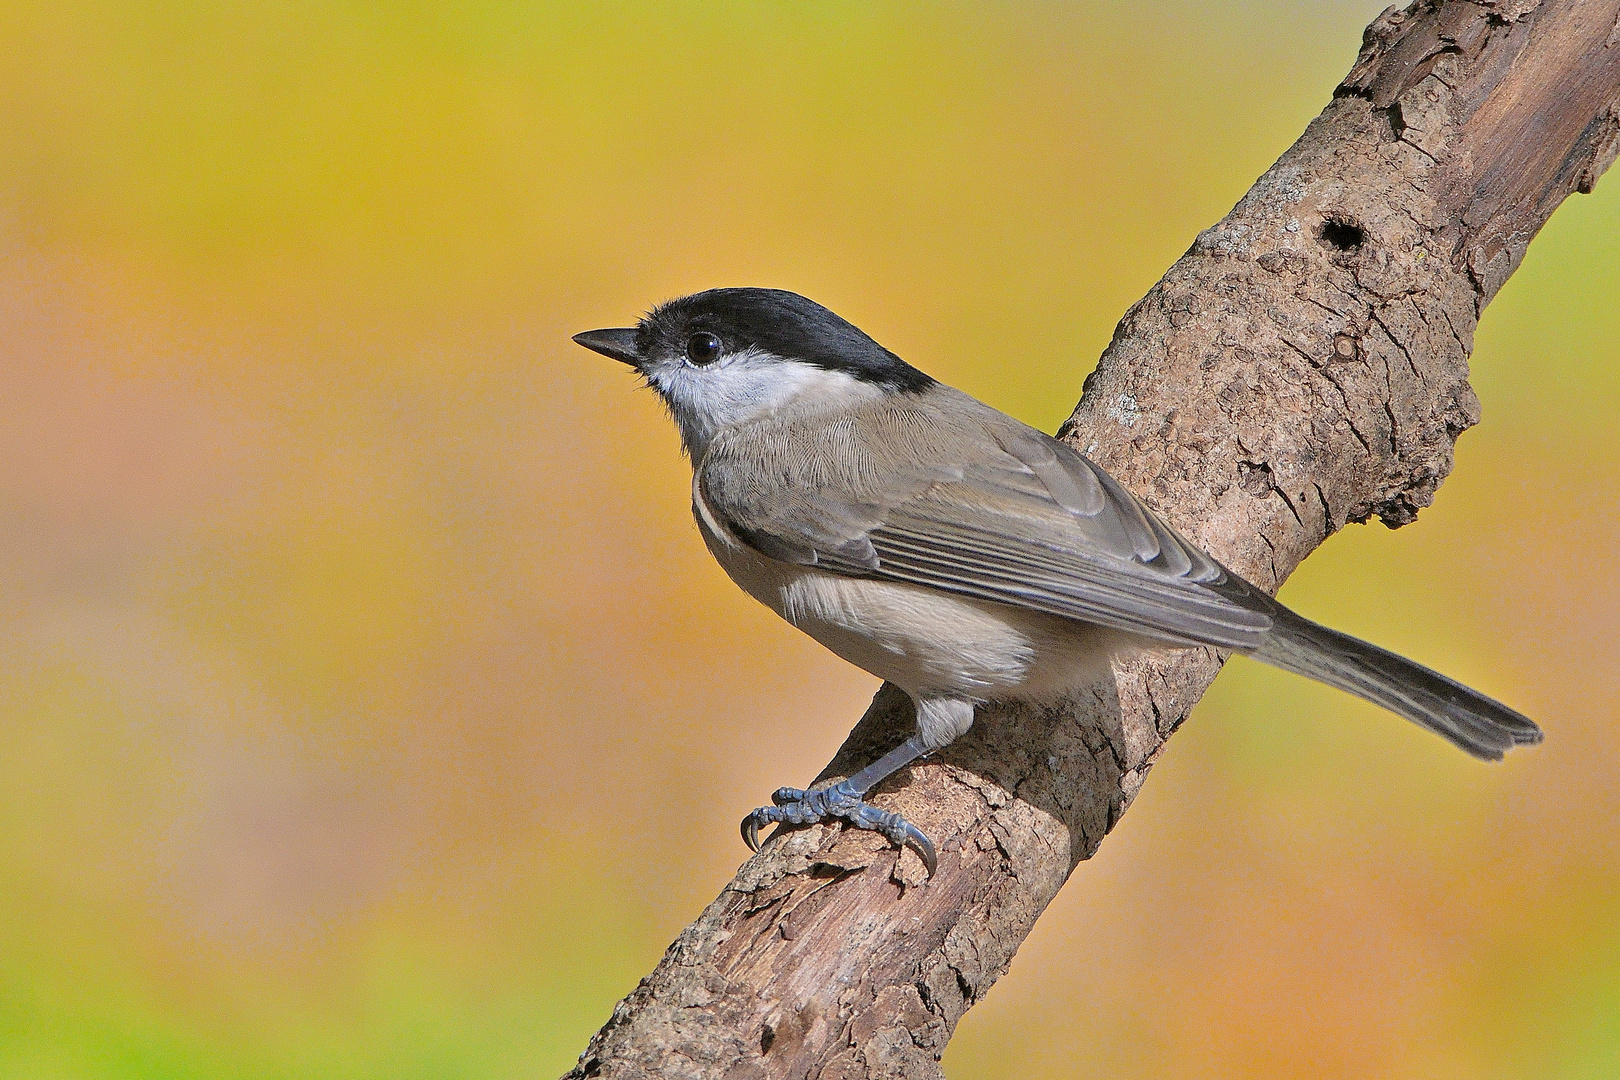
top-left (653, 351), bottom-right (885, 457)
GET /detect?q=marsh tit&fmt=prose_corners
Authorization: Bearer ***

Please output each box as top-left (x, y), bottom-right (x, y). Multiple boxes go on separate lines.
top-left (574, 288), bottom-right (1542, 873)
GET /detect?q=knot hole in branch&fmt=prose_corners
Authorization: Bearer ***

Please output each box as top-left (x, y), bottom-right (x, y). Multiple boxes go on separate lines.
top-left (1318, 215), bottom-right (1366, 252)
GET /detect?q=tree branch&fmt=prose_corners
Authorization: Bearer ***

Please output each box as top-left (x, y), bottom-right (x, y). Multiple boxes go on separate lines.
top-left (567, 3), bottom-right (1620, 1077)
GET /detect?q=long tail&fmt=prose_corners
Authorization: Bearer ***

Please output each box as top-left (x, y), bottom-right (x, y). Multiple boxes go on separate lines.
top-left (1251, 605), bottom-right (1543, 761)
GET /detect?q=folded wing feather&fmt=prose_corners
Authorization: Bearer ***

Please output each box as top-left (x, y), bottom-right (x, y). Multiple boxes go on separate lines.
top-left (697, 389), bottom-right (1272, 652)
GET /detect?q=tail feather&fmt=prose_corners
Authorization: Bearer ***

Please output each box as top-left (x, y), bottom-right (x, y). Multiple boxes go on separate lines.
top-left (1252, 606), bottom-right (1543, 761)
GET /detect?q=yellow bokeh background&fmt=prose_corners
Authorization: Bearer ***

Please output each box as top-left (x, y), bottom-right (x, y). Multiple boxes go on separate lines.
top-left (1, 2), bottom-right (1615, 1077)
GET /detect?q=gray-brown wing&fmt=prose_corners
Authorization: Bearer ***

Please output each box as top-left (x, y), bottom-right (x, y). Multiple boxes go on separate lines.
top-left (697, 398), bottom-right (1271, 650)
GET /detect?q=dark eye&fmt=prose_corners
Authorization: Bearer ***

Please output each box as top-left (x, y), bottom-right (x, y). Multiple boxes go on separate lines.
top-left (685, 331), bottom-right (722, 365)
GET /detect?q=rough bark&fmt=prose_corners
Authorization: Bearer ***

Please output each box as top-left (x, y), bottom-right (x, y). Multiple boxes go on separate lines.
top-left (567, 3), bottom-right (1620, 1077)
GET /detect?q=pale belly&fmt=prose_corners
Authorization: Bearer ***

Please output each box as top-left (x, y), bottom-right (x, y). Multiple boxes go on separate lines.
top-left (704, 528), bottom-right (1125, 704)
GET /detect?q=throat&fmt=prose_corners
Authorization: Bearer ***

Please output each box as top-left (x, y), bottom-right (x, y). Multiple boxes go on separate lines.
top-left (657, 357), bottom-right (887, 460)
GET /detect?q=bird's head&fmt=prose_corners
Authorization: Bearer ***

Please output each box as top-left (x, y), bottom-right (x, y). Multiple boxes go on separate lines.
top-left (573, 287), bottom-right (933, 459)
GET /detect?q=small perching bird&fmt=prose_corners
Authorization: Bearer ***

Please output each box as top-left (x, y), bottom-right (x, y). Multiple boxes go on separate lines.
top-left (574, 288), bottom-right (1542, 874)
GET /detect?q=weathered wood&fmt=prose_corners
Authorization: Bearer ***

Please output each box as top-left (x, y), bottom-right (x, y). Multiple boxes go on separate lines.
top-left (566, 3), bottom-right (1620, 1077)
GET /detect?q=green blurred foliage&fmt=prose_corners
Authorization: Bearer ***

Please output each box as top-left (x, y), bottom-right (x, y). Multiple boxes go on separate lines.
top-left (0, 2), bottom-right (1614, 1078)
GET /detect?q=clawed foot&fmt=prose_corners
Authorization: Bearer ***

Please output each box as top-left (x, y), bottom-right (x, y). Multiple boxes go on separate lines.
top-left (740, 779), bottom-right (937, 875)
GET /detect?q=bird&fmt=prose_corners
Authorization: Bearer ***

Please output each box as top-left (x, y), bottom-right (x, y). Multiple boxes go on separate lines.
top-left (572, 287), bottom-right (1543, 874)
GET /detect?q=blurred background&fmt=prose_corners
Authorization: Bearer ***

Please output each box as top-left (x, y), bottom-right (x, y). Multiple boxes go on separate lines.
top-left (0, 1), bottom-right (1614, 1077)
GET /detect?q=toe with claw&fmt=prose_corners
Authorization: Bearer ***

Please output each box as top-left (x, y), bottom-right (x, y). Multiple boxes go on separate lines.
top-left (740, 779), bottom-right (937, 875)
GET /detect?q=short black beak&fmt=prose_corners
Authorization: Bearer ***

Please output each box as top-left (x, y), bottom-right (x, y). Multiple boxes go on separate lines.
top-left (572, 327), bottom-right (643, 367)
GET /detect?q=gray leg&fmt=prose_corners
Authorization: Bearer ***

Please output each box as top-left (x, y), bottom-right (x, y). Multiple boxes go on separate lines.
top-left (740, 734), bottom-right (937, 875)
